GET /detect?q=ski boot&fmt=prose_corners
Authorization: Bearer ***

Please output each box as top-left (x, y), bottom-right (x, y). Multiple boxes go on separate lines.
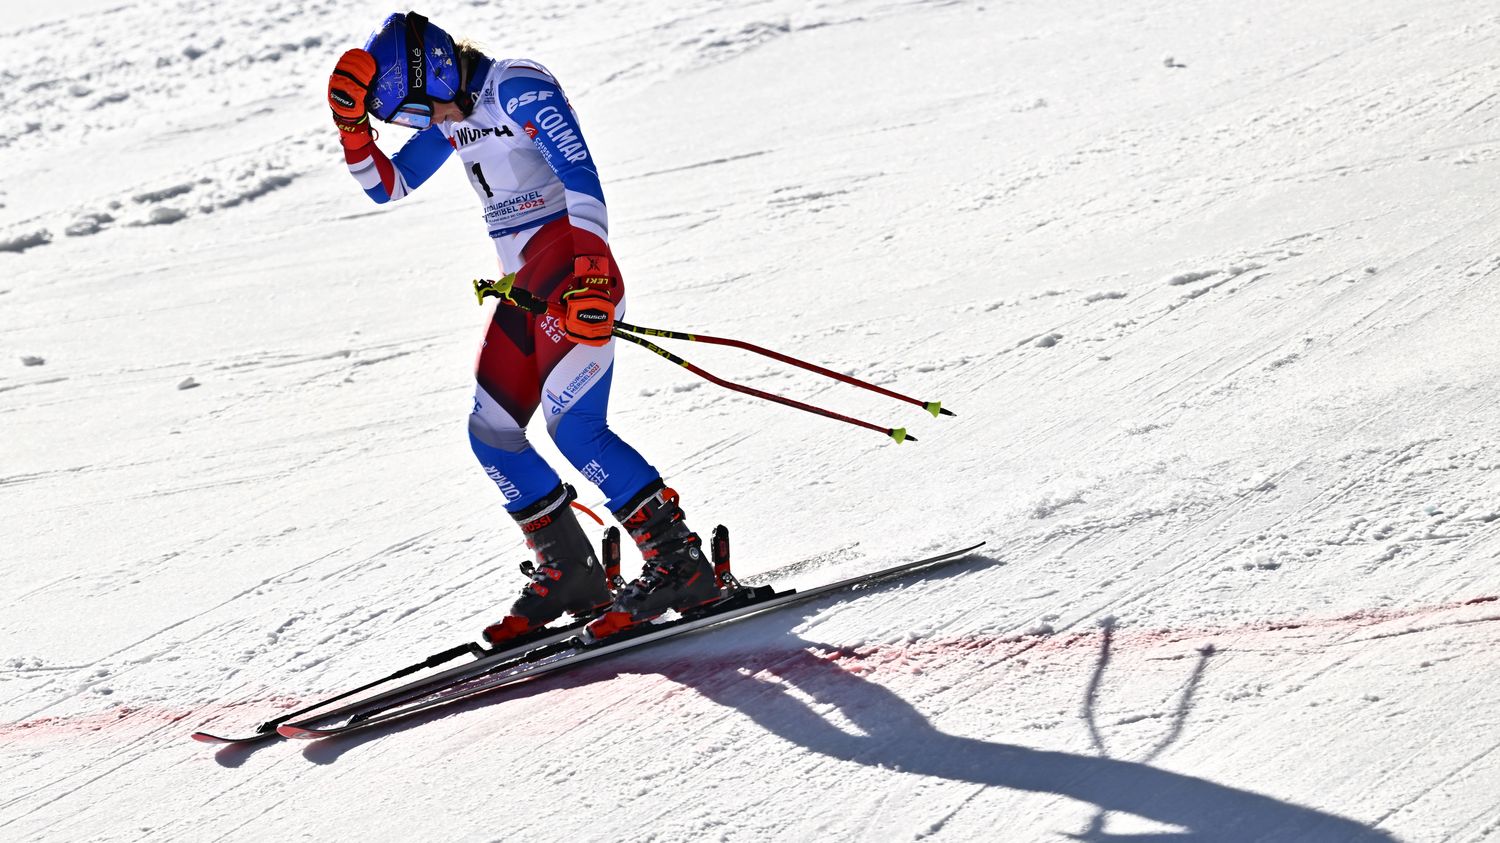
top-left (482, 484), bottom-right (612, 646)
top-left (585, 481), bottom-right (719, 640)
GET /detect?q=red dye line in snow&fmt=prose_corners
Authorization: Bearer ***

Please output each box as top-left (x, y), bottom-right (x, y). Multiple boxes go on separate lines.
top-left (812, 593), bottom-right (1500, 674)
top-left (3, 596), bottom-right (1496, 743)
top-left (1, 696), bottom-right (303, 742)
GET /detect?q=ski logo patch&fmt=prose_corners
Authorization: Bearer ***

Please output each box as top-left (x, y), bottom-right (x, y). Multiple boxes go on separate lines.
top-left (545, 362), bottom-right (602, 415)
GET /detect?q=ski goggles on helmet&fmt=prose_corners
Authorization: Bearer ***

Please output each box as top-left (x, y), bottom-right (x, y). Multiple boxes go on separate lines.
top-left (388, 101), bottom-right (434, 130)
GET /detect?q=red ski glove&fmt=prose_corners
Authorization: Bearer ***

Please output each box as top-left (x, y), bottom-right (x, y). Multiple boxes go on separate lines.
top-left (328, 49), bottom-right (377, 150)
top-left (556, 255), bottom-right (618, 346)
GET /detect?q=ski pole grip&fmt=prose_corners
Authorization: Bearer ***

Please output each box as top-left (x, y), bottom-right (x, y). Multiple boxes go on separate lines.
top-left (474, 276), bottom-right (552, 315)
top-left (474, 275), bottom-right (551, 315)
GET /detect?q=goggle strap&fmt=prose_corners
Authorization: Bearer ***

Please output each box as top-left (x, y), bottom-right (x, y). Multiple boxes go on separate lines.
top-left (405, 11), bottom-right (427, 103)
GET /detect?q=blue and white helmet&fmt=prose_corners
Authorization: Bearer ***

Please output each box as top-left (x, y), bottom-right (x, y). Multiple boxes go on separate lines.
top-left (363, 11), bottom-right (462, 127)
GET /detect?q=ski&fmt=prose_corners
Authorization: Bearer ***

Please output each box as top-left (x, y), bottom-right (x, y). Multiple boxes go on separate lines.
top-left (192, 526), bottom-right (638, 745)
top-left (278, 541), bottom-right (987, 740)
top-left (190, 620), bottom-right (592, 745)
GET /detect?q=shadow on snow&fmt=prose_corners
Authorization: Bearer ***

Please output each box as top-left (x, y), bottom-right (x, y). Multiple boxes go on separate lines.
top-left (277, 554), bottom-right (1396, 841)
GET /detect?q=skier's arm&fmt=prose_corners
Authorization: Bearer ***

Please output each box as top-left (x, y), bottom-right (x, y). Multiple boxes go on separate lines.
top-left (343, 126), bottom-right (452, 204)
top-left (496, 72), bottom-right (610, 255)
top-left (327, 48), bottom-right (451, 204)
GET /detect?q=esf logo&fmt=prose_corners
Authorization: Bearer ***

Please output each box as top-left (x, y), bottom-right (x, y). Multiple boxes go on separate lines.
top-left (505, 90), bottom-right (554, 114)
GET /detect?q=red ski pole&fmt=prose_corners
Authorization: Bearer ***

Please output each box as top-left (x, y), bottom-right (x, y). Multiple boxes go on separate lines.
top-left (611, 321), bottom-right (954, 419)
top-left (609, 330), bottom-right (915, 442)
top-left (472, 277), bottom-right (949, 443)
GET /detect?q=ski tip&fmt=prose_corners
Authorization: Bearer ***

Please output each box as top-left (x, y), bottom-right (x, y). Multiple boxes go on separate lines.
top-left (192, 729), bottom-right (279, 746)
top-left (276, 723), bottom-right (332, 741)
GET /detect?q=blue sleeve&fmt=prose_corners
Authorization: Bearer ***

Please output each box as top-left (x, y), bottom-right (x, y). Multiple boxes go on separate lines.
top-left (496, 75), bottom-right (609, 242)
top-left (360, 124), bottom-right (453, 204)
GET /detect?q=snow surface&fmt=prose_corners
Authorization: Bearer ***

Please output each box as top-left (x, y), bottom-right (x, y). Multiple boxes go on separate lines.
top-left (4, 0), bottom-right (1500, 840)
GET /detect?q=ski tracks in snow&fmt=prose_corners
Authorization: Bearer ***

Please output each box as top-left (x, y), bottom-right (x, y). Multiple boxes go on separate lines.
top-left (5, 0), bottom-right (1500, 840)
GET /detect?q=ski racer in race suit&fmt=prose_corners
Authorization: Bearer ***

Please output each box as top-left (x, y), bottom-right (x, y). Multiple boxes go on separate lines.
top-left (327, 11), bottom-right (718, 643)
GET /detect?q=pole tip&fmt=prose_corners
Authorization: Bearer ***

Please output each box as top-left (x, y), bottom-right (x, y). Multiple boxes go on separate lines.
top-left (890, 428), bottom-right (916, 443)
top-left (924, 401), bottom-right (956, 418)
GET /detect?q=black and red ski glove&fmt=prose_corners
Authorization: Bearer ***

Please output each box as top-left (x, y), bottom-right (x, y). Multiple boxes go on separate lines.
top-left (328, 49), bottom-right (377, 151)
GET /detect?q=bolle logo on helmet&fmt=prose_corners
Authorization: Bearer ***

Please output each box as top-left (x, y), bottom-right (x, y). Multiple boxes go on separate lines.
top-left (409, 45), bottom-right (425, 90)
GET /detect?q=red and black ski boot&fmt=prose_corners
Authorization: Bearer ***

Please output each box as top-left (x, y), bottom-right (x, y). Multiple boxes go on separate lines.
top-left (585, 481), bottom-right (720, 639)
top-left (483, 484), bottom-right (612, 646)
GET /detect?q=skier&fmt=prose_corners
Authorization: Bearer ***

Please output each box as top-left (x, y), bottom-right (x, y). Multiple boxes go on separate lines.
top-left (326, 11), bottom-right (717, 643)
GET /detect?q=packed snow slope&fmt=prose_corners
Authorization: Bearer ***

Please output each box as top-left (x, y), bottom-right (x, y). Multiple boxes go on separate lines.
top-left (4, 0), bottom-right (1499, 840)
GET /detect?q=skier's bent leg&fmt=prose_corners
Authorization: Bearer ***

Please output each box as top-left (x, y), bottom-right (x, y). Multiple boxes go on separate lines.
top-left (472, 384), bottom-right (611, 644)
top-left (469, 383), bottom-right (563, 513)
